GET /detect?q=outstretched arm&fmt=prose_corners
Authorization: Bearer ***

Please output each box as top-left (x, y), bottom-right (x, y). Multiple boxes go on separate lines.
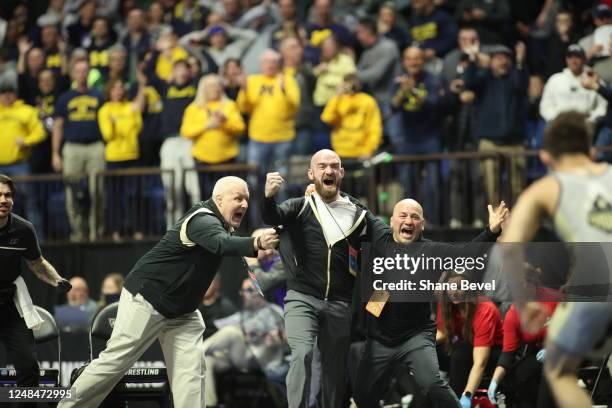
top-left (469, 201), bottom-right (509, 242)
top-left (187, 216), bottom-right (278, 255)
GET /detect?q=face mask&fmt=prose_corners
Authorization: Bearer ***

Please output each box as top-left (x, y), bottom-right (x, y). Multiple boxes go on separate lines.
top-left (104, 294), bottom-right (120, 304)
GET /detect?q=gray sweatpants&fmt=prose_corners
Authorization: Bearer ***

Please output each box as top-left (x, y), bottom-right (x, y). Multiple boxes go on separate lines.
top-left (160, 136), bottom-right (201, 227)
top-left (58, 288), bottom-right (206, 408)
top-left (284, 290), bottom-right (352, 408)
top-left (354, 330), bottom-right (460, 408)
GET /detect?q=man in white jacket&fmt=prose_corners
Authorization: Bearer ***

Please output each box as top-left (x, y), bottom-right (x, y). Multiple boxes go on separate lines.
top-left (540, 44), bottom-right (608, 122)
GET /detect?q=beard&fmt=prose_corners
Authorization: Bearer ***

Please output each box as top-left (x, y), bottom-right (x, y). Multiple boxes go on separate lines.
top-left (314, 177), bottom-right (339, 200)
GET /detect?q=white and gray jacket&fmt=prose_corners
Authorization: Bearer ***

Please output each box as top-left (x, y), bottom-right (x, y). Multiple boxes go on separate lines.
top-left (540, 68), bottom-right (608, 123)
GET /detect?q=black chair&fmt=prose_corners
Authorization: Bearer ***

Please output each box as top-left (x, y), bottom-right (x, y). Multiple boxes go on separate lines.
top-left (0, 305), bottom-right (61, 387)
top-left (89, 303), bottom-right (119, 361)
top-left (71, 302), bottom-right (171, 407)
top-left (34, 305), bottom-right (62, 386)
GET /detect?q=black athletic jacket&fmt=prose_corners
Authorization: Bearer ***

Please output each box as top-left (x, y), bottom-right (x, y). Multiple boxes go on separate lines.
top-left (365, 211), bottom-right (500, 346)
top-left (124, 199), bottom-right (256, 318)
top-left (262, 193), bottom-right (367, 302)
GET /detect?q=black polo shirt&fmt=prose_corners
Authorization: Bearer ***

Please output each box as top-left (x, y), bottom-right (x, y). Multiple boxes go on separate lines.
top-left (0, 213), bottom-right (41, 286)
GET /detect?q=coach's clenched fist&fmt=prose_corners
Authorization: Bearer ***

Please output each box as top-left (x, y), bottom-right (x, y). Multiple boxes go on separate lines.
top-left (254, 228), bottom-right (279, 250)
top-left (265, 172), bottom-right (284, 198)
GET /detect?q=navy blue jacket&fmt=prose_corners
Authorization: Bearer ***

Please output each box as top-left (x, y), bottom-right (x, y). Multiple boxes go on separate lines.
top-left (144, 50), bottom-right (198, 137)
top-left (390, 71), bottom-right (446, 146)
top-left (465, 61), bottom-right (529, 144)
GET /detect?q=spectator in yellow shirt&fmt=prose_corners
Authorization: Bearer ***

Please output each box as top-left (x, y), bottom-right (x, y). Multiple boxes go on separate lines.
top-left (181, 74), bottom-right (245, 196)
top-left (99, 76), bottom-right (146, 167)
top-left (320, 73), bottom-right (382, 159)
top-left (237, 49), bottom-right (300, 178)
top-left (154, 29), bottom-right (190, 81)
top-left (0, 83), bottom-right (46, 169)
top-left (0, 80), bottom-right (46, 233)
top-left (98, 74), bottom-right (146, 241)
top-left (312, 35), bottom-right (356, 151)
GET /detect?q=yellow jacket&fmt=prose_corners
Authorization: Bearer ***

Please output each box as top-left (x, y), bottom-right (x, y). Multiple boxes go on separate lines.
top-left (313, 53), bottom-right (356, 107)
top-left (0, 100), bottom-right (45, 165)
top-left (237, 73), bottom-right (300, 143)
top-left (180, 100), bottom-right (245, 163)
top-left (98, 101), bottom-right (143, 162)
top-left (321, 92), bottom-right (382, 158)
top-left (156, 47), bottom-right (190, 81)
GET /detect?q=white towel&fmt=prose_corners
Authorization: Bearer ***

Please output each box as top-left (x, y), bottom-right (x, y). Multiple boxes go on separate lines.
top-left (13, 276), bottom-right (44, 330)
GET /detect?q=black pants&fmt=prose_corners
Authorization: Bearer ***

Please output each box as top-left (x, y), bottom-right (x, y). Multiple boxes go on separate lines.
top-left (438, 341), bottom-right (501, 397)
top-left (506, 353), bottom-right (557, 408)
top-left (354, 331), bottom-right (460, 408)
top-left (0, 302), bottom-right (40, 386)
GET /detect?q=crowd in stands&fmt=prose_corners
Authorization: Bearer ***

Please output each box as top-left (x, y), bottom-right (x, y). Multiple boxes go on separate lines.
top-left (0, 0), bottom-right (612, 241)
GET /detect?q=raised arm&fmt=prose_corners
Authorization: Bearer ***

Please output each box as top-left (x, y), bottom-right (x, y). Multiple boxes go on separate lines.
top-left (16, 37), bottom-right (32, 75)
top-left (260, 172), bottom-right (304, 225)
top-left (363, 209), bottom-right (392, 248)
top-left (225, 25), bottom-right (257, 58)
top-left (132, 69), bottom-right (148, 113)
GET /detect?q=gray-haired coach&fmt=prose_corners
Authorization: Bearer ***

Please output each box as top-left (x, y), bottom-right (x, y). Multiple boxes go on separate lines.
top-left (59, 176), bottom-right (279, 408)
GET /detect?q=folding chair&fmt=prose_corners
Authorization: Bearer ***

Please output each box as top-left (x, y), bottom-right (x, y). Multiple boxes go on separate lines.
top-left (70, 302), bottom-right (170, 407)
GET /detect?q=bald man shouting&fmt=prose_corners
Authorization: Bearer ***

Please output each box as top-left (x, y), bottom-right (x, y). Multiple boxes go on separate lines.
top-left (60, 176), bottom-right (278, 408)
top-left (353, 198), bottom-right (508, 407)
top-left (262, 149), bottom-right (369, 408)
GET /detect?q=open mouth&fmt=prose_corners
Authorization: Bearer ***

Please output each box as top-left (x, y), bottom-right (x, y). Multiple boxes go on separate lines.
top-left (400, 225), bottom-right (414, 237)
top-left (232, 210), bottom-right (245, 223)
top-left (322, 178), bottom-right (335, 187)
